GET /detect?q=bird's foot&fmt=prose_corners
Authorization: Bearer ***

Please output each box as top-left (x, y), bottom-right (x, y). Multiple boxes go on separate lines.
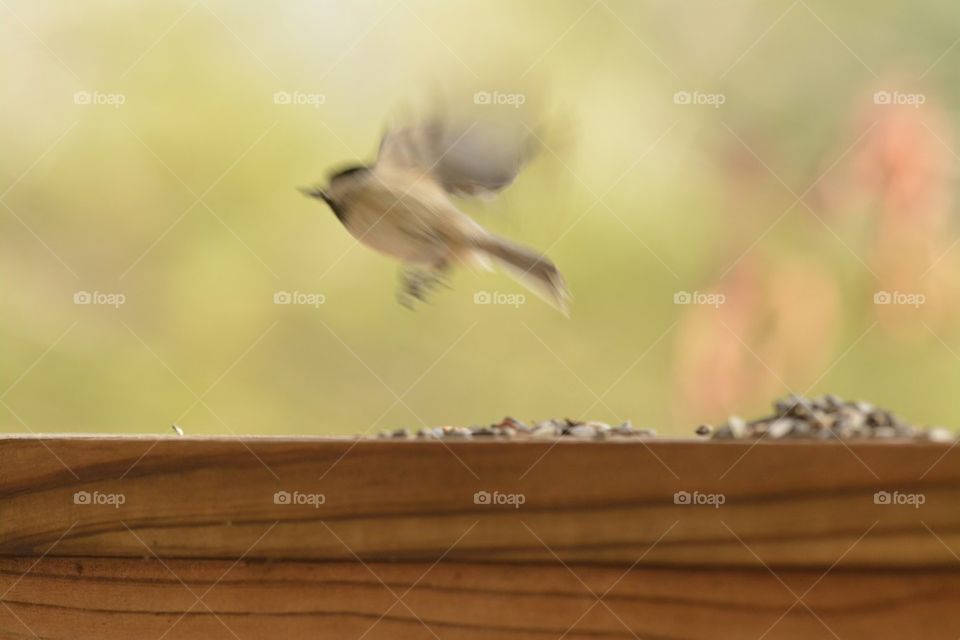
top-left (398, 266), bottom-right (450, 309)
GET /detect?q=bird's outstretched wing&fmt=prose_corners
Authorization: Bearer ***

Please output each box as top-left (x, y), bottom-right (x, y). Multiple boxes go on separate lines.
top-left (375, 115), bottom-right (539, 200)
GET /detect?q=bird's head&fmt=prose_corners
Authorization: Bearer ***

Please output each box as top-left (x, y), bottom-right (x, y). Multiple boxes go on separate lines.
top-left (298, 185), bottom-right (334, 207)
top-left (299, 164), bottom-right (371, 222)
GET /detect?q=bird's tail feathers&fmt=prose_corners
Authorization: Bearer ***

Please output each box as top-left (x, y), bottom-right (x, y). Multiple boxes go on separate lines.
top-left (476, 234), bottom-right (570, 315)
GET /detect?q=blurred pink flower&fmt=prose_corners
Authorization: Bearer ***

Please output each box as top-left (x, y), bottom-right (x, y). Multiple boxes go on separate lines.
top-left (820, 84), bottom-right (959, 339)
top-left (672, 253), bottom-right (841, 424)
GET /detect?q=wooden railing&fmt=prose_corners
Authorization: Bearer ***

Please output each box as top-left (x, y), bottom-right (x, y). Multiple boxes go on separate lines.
top-left (2, 435), bottom-right (960, 639)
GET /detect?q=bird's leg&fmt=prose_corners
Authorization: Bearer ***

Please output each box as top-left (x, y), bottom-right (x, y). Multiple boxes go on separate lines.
top-left (397, 260), bottom-right (450, 309)
top-left (398, 266), bottom-right (428, 309)
top-left (423, 259), bottom-right (451, 291)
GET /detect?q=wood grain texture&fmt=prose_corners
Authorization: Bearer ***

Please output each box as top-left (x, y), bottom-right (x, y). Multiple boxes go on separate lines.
top-left (3, 435), bottom-right (960, 639)
top-left (2, 558), bottom-right (960, 640)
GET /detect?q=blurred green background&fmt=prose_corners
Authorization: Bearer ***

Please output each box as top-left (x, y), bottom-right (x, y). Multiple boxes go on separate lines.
top-left (3, 0), bottom-right (960, 436)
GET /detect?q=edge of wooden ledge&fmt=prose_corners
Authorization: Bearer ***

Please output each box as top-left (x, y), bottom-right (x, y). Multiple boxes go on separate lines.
top-left (0, 432), bottom-right (952, 446)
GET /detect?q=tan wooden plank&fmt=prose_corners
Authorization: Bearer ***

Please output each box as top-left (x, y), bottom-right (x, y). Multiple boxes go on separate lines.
top-left (1, 557), bottom-right (959, 640)
top-left (2, 436), bottom-right (959, 568)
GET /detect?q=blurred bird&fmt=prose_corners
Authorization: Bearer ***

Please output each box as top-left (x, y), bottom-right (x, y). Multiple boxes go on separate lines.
top-left (301, 115), bottom-right (570, 313)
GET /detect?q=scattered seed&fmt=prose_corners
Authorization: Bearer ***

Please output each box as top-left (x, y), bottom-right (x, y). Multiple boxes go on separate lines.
top-left (531, 425), bottom-right (557, 439)
top-left (926, 427), bottom-right (955, 442)
top-left (766, 419), bottom-right (793, 439)
top-left (823, 394), bottom-right (843, 410)
top-left (712, 425), bottom-right (735, 440)
top-left (728, 416), bottom-right (747, 439)
top-left (871, 426), bottom-right (898, 439)
top-left (499, 416), bottom-right (529, 432)
top-left (774, 397), bottom-right (793, 417)
top-left (614, 421), bottom-right (634, 435)
top-left (363, 395), bottom-right (952, 442)
top-left (568, 425), bottom-right (596, 438)
top-left (789, 421), bottom-right (813, 438)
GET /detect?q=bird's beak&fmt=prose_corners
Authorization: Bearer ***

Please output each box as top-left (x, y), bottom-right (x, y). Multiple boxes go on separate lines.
top-left (298, 186), bottom-right (326, 199)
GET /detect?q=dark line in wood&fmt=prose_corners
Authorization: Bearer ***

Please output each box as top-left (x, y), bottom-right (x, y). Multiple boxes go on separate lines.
top-left (0, 599), bottom-right (689, 640)
top-left (1, 579), bottom-right (955, 617)
top-left (3, 518), bottom-right (957, 565)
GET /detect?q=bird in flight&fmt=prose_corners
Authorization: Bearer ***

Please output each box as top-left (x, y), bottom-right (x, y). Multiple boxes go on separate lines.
top-left (302, 114), bottom-right (570, 313)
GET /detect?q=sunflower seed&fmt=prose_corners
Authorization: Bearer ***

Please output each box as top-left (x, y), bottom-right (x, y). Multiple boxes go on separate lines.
top-left (926, 427), bottom-right (955, 442)
top-left (568, 425), bottom-right (597, 438)
top-left (713, 425), bottom-right (735, 440)
top-left (499, 416), bottom-right (529, 432)
top-left (870, 426), bottom-right (897, 439)
top-left (613, 421), bottom-right (634, 435)
top-left (728, 416), bottom-right (747, 439)
top-left (789, 421), bottom-right (812, 438)
top-left (531, 425), bottom-right (558, 439)
top-left (766, 419), bottom-right (794, 439)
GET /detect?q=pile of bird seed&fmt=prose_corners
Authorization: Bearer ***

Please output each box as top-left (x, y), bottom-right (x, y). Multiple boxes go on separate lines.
top-left (707, 394), bottom-right (954, 441)
top-left (379, 416), bottom-right (653, 440)
top-left (377, 395), bottom-right (955, 442)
